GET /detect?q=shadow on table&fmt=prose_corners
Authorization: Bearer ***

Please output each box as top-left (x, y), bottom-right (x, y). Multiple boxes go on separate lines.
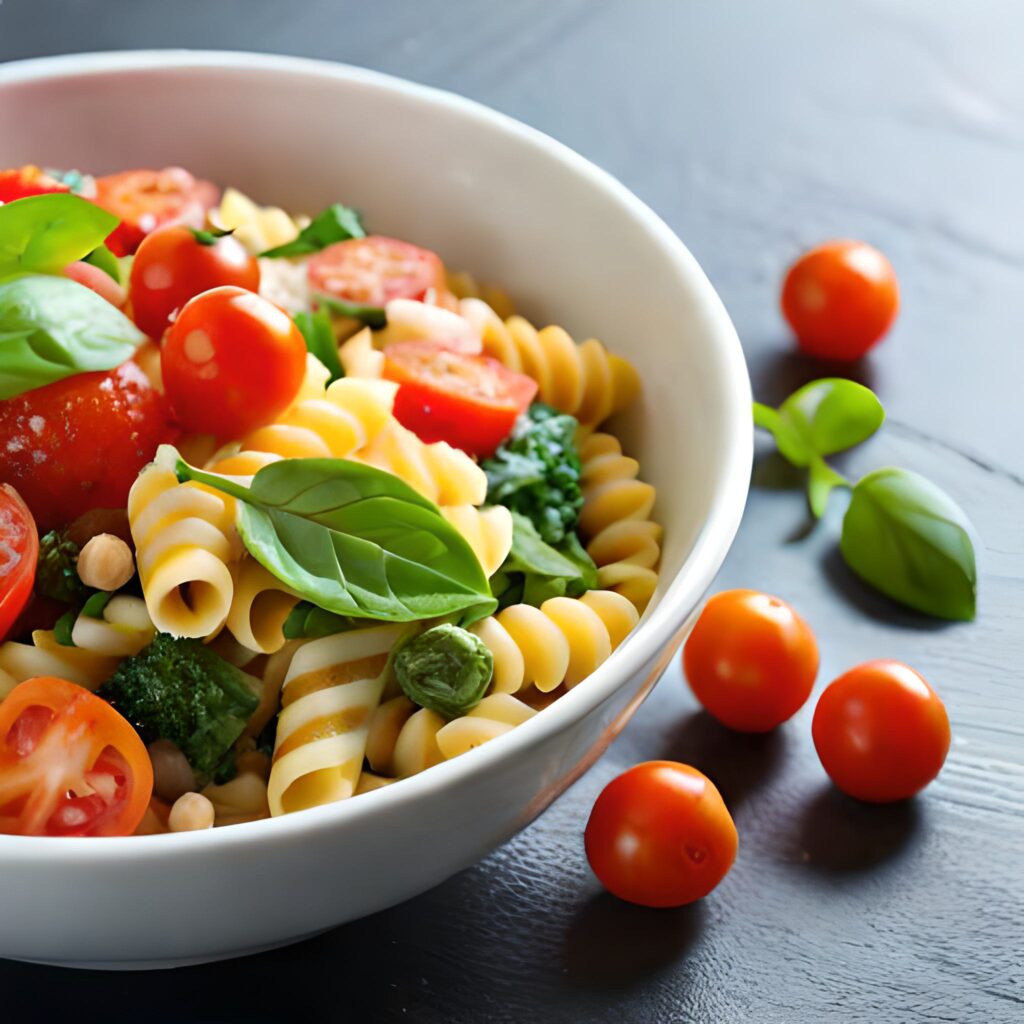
top-left (746, 346), bottom-right (877, 406)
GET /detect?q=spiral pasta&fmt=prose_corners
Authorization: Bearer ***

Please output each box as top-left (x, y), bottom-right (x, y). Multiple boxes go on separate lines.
top-left (440, 504), bottom-right (513, 579)
top-left (202, 772), bottom-right (271, 826)
top-left (226, 559), bottom-right (299, 655)
top-left (212, 187), bottom-right (303, 255)
top-left (446, 270), bottom-right (516, 320)
top-left (268, 624), bottom-right (408, 816)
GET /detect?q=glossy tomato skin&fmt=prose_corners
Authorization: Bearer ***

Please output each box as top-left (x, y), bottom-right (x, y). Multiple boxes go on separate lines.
top-left (781, 240), bottom-right (899, 361)
top-left (0, 360), bottom-right (177, 531)
top-left (129, 225), bottom-right (260, 339)
top-left (812, 660), bottom-right (950, 803)
top-left (683, 589), bottom-right (819, 732)
top-left (161, 286), bottom-right (307, 438)
top-left (0, 165), bottom-right (69, 202)
top-left (308, 235), bottom-right (446, 307)
top-left (93, 167), bottom-right (220, 256)
top-left (0, 677), bottom-right (152, 836)
top-left (384, 341), bottom-right (537, 457)
top-left (585, 761), bottom-right (738, 908)
top-left (0, 485), bottom-right (39, 642)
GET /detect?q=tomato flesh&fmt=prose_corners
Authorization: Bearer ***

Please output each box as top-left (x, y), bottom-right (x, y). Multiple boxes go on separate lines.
top-left (0, 360), bottom-right (177, 531)
top-left (0, 165), bottom-right (69, 203)
top-left (0, 485), bottom-right (39, 642)
top-left (384, 340), bottom-right (537, 457)
top-left (0, 677), bottom-right (153, 837)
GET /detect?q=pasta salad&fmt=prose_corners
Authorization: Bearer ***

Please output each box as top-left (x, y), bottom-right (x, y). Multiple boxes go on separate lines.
top-left (0, 164), bottom-right (660, 836)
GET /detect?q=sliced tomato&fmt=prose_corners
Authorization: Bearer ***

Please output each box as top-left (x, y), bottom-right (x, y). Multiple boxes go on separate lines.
top-left (0, 360), bottom-right (178, 531)
top-left (0, 485), bottom-right (39, 642)
top-left (383, 341), bottom-right (538, 457)
top-left (93, 168), bottom-right (220, 256)
top-left (308, 235), bottom-right (446, 307)
top-left (0, 677), bottom-right (153, 836)
top-left (0, 165), bottom-right (69, 203)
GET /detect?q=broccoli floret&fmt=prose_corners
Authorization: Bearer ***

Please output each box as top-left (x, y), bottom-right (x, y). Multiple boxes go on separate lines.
top-left (482, 403), bottom-right (584, 545)
top-left (36, 529), bottom-right (88, 605)
top-left (98, 633), bottom-right (260, 783)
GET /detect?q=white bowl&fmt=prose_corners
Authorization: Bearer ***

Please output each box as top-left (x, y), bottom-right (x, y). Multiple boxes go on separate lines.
top-left (0, 51), bottom-right (751, 969)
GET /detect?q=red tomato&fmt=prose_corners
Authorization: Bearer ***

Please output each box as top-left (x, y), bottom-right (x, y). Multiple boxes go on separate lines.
top-left (0, 677), bottom-right (152, 836)
top-left (64, 260), bottom-right (127, 309)
top-left (0, 165), bottom-right (69, 203)
top-left (383, 341), bottom-right (537, 457)
top-left (781, 240), bottom-right (899, 361)
top-left (161, 286), bottom-right (307, 438)
top-left (0, 360), bottom-right (177, 531)
top-left (585, 761), bottom-right (738, 908)
top-left (93, 168), bottom-right (220, 256)
top-left (0, 485), bottom-right (38, 641)
top-left (308, 236), bottom-right (446, 307)
top-left (812, 660), bottom-right (950, 803)
top-left (683, 589), bottom-right (819, 732)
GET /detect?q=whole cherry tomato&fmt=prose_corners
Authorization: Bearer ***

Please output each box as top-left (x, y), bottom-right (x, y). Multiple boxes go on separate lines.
top-left (0, 485), bottom-right (39, 642)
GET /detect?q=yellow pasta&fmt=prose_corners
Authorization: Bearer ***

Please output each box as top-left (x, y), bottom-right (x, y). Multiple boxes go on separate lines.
top-left (212, 186), bottom-right (303, 255)
top-left (202, 772), bottom-right (271, 826)
top-left (445, 270), bottom-right (516, 320)
top-left (435, 693), bottom-right (537, 759)
top-left (0, 631), bottom-right (119, 691)
top-left (440, 504), bottom-right (513, 579)
top-left (226, 559), bottom-right (299, 655)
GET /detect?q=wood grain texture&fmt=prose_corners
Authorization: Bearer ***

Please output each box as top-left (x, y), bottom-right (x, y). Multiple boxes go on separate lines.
top-left (1, 1), bottom-right (1022, 1021)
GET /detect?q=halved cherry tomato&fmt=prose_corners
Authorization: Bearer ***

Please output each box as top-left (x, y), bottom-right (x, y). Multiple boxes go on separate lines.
top-left (585, 761), bottom-right (738, 908)
top-left (0, 165), bottom-right (69, 203)
top-left (0, 485), bottom-right (38, 642)
top-left (683, 589), bottom-right (819, 732)
top-left (812, 660), bottom-right (950, 803)
top-left (781, 240), bottom-right (899, 361)
top-left (93, 168), bottom-right (220, 256)
top-left (0, 677), bottom-right (152, 836)
top-left (129, 225), bottom-right (260, 339)
top-left (383, 341), bottom-right (537, 456)
top-left (0, 360), bottom-right (177, 531)
top-left (161, 286), bottom-right (307, 438)
top-left (308, 236), bottom-right (446, 307)
top-left (64, 260), bottom-right (127, 309)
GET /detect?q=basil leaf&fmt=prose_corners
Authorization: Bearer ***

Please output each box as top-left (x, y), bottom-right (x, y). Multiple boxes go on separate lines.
top-left (807, 458), bottom-right (848, 519)
top-left (260, 203), bottom-right (366, 258)
top-left (0, 193), bottom-right (118, 279)
top-left (189, 226), bottom-right (234, 247)
top-left (83, 244), bottom-right (121, 283)
top-left (175, 454), bottom-right (496, 624)
top-left (294, 310), bottom-right (344, 384)
top-left (315, 293), bottom-right (387, 329)
top-left (780, 378), bottom-right (885, 458)
top-left (81, 590), bottom-right (114, 618)
top-left (54, 610), bottom-right (78, 647)
top-left (840, 467), bottom-right (977, 620)
top-left (282, 601), bottom-right (357, 639)
top-left (0, 274), bottom-right (145, 399)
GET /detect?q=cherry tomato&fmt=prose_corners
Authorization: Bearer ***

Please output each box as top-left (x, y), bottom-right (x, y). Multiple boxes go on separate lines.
top-left (0, 677), bottom-right (152, 836)
top-left (0, 485), bottom-right (39, 642)
top-left (812, 660), bottom-right (950, 803)
top-left (383, 340), bottom-right (537, 457)
top-left (0, 360), bottom-right (177, 531)
top-left (683, 589), bottom-right (819, 732)
top-left (64, 260), bottom-right (127, 308)
top-left (585, 761), bottom-right (738, 908)
top-left (93, 167), bottom-right (220, 256)
top-left (308, 235), bottom-right (446, 307)
top-left (129, 225), bottom-right (260, 339)
top-left (161, 286), bottom-right (307, 438)
top-left (0, 165), bottom-right (69, 203)
top-left (781, 240), bottom-right (899, 361)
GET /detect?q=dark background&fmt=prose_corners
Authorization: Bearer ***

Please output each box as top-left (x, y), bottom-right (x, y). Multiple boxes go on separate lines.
top-left (2, 2), bottom-right (1022, 1021)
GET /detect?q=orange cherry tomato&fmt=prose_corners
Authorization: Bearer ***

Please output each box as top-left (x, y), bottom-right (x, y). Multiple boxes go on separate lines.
top-left (93, 167), bottom-right (220, 256)
top-left (781, 240), bottom-right (899, 361)
top-left (308, 235), bottom-right (446, 307)
top-left (0, 165), bottom-right (69, 202)
top-left (585, 761), bottom-right (738, 908)
top-left (129, 225), bottom-right (260, 339)
top-left (0, 485), bottom-right (39, 642)
top-left (161, 286), bottom-right (307, 438)
top-left (812, 660), bottom-right (950, 803)
top-left (683, 589), bottom-right (819, 732)
top-left (0, 677), bottom-right (153, 836)
top-left (383, 340), bottom-right (537, 457)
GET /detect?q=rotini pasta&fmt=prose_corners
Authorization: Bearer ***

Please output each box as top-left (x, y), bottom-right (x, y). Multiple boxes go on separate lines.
top-left (226, 559), bottom-right (299, 655)
top-left (202, 772), bottom-right (271, 827)
top-left (0, 630), bottom-right (119, 691)
top-left (212, 187), bottom-right (303, 255)
top-left (445, 270), bottom-right (516, 320)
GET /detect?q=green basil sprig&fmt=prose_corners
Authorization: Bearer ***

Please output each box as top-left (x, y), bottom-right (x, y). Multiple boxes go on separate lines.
top-left (315, 293), bottom-right (387, 329)
top-left (82, 244), bottom-right (121, 283)
top-left (282, 601), bottom-right (356, 639)
top-left (294, 309), bottom-right (344, 384)
top-left (260, 203), bottom-right (365, 258)
top-left (173, 451), bottom-right (497, 625)
top-left (0, 274), bottom-right (145, 399)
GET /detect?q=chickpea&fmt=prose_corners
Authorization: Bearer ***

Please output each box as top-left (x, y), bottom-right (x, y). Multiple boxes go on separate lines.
top-left (76, 533), bottom-right (135, 591)
top-left (168, 792), bottom-right (216, 832)
top-left (148, 739), bottom-right (197, 803)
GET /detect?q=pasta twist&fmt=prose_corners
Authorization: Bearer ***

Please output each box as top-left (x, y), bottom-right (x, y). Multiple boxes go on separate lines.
top-left (440, 504), bottom-right (513, 579)
top-left (212, 186), bottom-right (303, 255)
top-left (202, 772), bottom-right (271, 826)
top-left (446, 271), bottom-right (516, 320)
top-left (226, 559), bottom-right (299, 655)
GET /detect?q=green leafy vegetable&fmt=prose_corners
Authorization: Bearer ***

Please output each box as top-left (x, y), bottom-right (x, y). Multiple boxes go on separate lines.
top-left (82, 244), bottom-right (121, 283)
top-left (0, 274), bottom-right (145, 399)
top-left (282, 601), bottom-right (356, 639)
top-left (35, 529), bottom-right (87, 604)
top-left (173, 451), bottom-right (497, 625)
top-left (98, 632), bottom-right (261, 783)
top-left (0, 193), bottom-right (118, 279)
top-left (54, 610), bottom-right (77, 647)
top-left (393, 624), bottom-right (494, 720)
top-left (482, 403), bottom-right (584, 544)
top-left (314, 293), bottom-right (387, 329)
top-left (260, 203), bottom-right (366, 258)
top-left (841, 467), bottom-right (977, 620)
top-left (81, 590), bottom-right (114, 618)
top-left (189, 226), bottom-right (234, 247)
top-left (294, 309), bottom-right (344, 384)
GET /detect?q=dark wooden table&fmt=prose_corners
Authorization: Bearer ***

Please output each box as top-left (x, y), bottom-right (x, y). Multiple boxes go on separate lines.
top-left (2, 2), bottom-right (1022, 1021)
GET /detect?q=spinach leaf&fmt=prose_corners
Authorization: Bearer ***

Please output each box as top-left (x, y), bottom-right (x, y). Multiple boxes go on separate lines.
top-left (282, 601), bottom-right (357, 639)
top-left (294, 309), bottom-right (344, 384)
top-left (0, 274), bottom-right (145, 400)
top-left (840, 467), bottom-right (977, 620)
top-left (82, 243), bottom-right (121, 283)
top-left (315, 293), bottom-right (387, 329)
top-left (174, 453), bottom-right (497, 625)
top-left (260, 203), bottom-right (366, 258)
top-left (0, 193), bottom-right (118, 279)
